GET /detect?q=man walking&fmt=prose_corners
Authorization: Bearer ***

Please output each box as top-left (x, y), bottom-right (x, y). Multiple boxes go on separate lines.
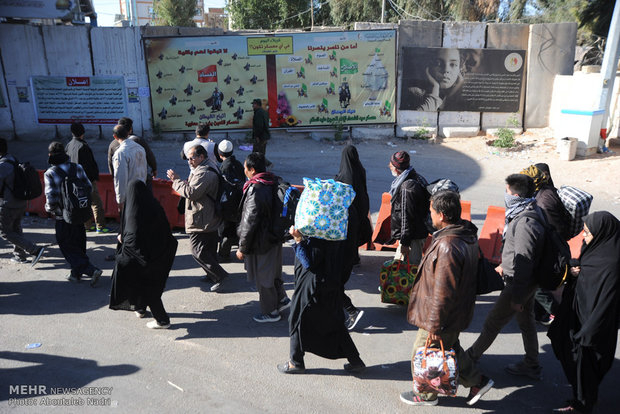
top-left (0, 138), bottom-right (44, 265)
top-left (112, 124), bottom-right (147, 211)
top-left (251, 99), bottom-right (270, 158)
top-left (466, 174), bottom-right (545, 380)
top-left (216, 139), bottom-right (244, 261)
top-left (168, 145), bottom-right (229, 292)
top-left (236, 152), bottom-right (288, 322)
top-left (181, 124), bottom-right (220, 169)
top-left (108, 117), bottom-right (157, 182)
top-left (388, 150), bottom-right (430, 265)
top-left (400, 191), bottom-right (493, 406)
top-left (65, 123), bottom-right (109, 233)
top-left (44, 142), bottom-right (102, 285)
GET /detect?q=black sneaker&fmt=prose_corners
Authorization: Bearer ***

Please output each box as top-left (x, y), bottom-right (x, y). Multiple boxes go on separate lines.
top-left (346, 309), bottom-right (364, 331)
top-left (277, 297), bottom-right (291, 312)
top-left (467, 375), bottom-right (494, 406)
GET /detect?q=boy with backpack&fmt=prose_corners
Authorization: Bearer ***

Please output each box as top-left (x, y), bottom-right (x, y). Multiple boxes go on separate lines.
top-left (44, 142), bottom-right (102, 286)
top-left (0, 138), bottom-right (45, 265)
top-left (216, 140), bottom-right (244, 262)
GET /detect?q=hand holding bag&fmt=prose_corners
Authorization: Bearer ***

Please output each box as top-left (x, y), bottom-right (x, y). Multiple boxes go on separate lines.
top-left (379, 257), bottom-right (418, 306)
top-left (412, 337), bottom-right (459, 397)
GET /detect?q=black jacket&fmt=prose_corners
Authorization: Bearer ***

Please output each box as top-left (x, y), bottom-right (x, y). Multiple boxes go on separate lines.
top-left (65, 137), bottom-right (99, 182)
top-left (237, 182), bottom-right (277, 255)
top-left (536, 184), bottom-right (571, 241)
top-left (221, 156), bottom-right (245, 184)
top-left (390, 169), bottom-right (430, 244)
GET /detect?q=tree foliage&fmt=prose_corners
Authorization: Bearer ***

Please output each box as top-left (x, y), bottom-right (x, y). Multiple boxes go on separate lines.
top-left (153, 0), bottom-right (196, 27)
top-left (579, 0), bottom-right (614, 37)
top-left (227, 0), bottom-right (311, 30)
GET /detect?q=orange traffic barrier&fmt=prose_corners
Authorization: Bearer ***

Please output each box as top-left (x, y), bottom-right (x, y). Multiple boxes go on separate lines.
top-left (152, 178), bottom-right (185, 228)
top-left (478, 205), bottom-right (505, 265)
top-left (371, 192), bottom-right (472, 251)
top-left (25, 170), bottom-right (49, 218)
top-left (97, 173), bottom-right (120, 219)
top-left (371, 192), bottom-right (398, 251)
top-left (568, 232), bottom-right (584, 259)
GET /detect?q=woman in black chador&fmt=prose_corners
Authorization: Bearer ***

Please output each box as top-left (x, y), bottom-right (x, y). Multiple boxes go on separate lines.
top-left (109, 180), bottom-right (178, 329)
top-left (335, 145), bottom-right (372, 330)
top-left (277, 228), bottom-right (365, 374)
top-left (548, 211), bottom-right (620, 413)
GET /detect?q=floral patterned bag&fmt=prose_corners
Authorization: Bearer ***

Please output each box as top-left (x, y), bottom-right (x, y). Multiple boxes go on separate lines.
top-left (294, 178), bottom-right (355, 240)
top-left (379, 258), bottom-right (418, 305)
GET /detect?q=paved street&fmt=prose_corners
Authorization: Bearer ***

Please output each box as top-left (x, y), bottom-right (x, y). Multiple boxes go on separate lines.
top-left (1, 134), bottom-right (619, 413)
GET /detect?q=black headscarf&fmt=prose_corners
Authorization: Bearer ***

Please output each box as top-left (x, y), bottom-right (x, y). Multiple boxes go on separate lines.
top-left (335, 145), bottom-right (371, 245)
top-left (534, 163), bottom-right (554, 188)
top-left (573, 211), bottom-right (620, 348)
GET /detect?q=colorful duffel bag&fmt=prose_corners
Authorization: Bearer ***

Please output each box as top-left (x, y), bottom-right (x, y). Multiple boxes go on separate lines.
top-left (379, 258), bottom-right (418, 305)
top-left (413, 338), bottom-right (459, 397)
top-left (294, 178), bottom-right (355, 241)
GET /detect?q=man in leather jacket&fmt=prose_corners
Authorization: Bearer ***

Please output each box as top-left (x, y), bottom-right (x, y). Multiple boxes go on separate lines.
top-left (400, 191), bottom-right (493, 407)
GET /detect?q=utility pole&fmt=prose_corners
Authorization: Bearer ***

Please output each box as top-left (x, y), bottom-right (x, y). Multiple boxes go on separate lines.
top-left (311, 0), bottom-right (314, 30)
top-left (381, 0), bottom-right (386, 23)
top-left (599, 0), bottom-right (620, 142)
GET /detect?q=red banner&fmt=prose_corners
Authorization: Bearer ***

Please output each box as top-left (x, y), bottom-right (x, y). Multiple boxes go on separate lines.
top-left (66, 77), bottom-right (90, 87)
top-left (197, 65), bottom-right (217, 83)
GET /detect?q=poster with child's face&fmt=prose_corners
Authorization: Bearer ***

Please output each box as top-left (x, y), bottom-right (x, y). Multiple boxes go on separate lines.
top-left (400, 47), bottom-right (525, 112)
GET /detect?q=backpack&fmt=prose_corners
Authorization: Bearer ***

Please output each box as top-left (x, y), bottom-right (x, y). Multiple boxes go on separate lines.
top-left (271, 179), bottom-right (301, 242)
top-left (1, 157), bottom-right (42, 200)
top-left (426, 178), bottom-right (459, 196)
top-left (219, 176), bottom-right (244, 222)
top-left (55, 164), bottom-right (92, 224)
top-left (529, 207), bottom-right (571, 290)
top-left (557, 185), bottom-right (593, 239)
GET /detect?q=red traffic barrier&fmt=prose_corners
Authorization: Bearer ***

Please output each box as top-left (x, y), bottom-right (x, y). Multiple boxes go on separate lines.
top-left (478, 205), bottom-right (505, 265)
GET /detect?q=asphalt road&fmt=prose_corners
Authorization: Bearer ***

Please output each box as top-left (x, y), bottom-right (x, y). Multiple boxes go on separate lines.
top-left (1, 135), bottom-right (619, 413)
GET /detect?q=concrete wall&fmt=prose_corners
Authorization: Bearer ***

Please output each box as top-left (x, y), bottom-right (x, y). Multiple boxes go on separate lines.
top-left (525, 23), bottom-right (577, 128)
top-left (0, 21), bottom-right (599, 142)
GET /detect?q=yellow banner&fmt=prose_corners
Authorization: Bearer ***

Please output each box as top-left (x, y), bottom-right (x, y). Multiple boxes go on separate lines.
top-left (247, 36), bottom-right (293, 56)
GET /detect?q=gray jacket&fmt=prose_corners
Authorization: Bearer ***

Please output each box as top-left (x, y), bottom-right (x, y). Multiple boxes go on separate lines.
top-left (501, 204), bottom-right (545, 304)
top-left (172, 160), bottom-right (221, 233)
top-left (0, 154), bottom-right (26, 209)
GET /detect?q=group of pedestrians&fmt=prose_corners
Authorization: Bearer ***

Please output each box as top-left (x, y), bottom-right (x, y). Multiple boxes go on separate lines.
top-left (1, 128), bottom-right (618, 412)
top-left (384, 152), bottom-right (619, 412)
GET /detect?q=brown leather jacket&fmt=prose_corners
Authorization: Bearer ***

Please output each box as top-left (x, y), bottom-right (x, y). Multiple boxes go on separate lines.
top-left (407, 220), bottom-right (479, 334)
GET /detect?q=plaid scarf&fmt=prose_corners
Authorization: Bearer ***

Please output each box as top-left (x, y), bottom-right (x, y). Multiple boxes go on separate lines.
top-left (504, 192), bottom-right (535, 237)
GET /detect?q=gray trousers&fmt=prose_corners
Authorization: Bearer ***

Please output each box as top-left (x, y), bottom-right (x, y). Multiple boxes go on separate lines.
top-left (467, 280), bottom-right (540, 367)
top-left (0, 206), bottom-right (37, 258)
top-left (244, 243), bottom-right (286, 314)
top-left (189, 231), bottom-right (229, 283)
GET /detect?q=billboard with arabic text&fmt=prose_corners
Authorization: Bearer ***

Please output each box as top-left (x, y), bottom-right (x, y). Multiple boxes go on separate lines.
top-left (144, 30), bottom-right (396, 131)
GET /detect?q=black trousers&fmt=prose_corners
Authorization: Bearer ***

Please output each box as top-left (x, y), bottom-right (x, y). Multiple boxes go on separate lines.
top-left (137, 294), bottom-right (169, 325)
top-left (218, 220), bottom-right (239, 258)
top-left (189, 231), bottom-right (229, 283)
top-left (55, 220), bottom-right (96, 278)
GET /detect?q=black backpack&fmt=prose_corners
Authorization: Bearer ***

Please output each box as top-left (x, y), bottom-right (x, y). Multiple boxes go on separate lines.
top-left (205, 166), bottom-right (244, 222)
top-left (530, 207), bottom-right (571, 290)
top-left (271, 179), bottom-right (301, 242)
top-left (55, 164), bottom-right (92, 224)
top-left (1, 157), bottom-right (42, 200)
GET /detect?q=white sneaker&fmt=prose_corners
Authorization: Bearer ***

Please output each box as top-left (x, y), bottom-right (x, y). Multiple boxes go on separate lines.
top-left (146, 321), bottom-right (170, 329)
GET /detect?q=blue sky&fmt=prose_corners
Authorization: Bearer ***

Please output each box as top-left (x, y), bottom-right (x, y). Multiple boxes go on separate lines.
top-left (92, 0), bottom-right (226, 26)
